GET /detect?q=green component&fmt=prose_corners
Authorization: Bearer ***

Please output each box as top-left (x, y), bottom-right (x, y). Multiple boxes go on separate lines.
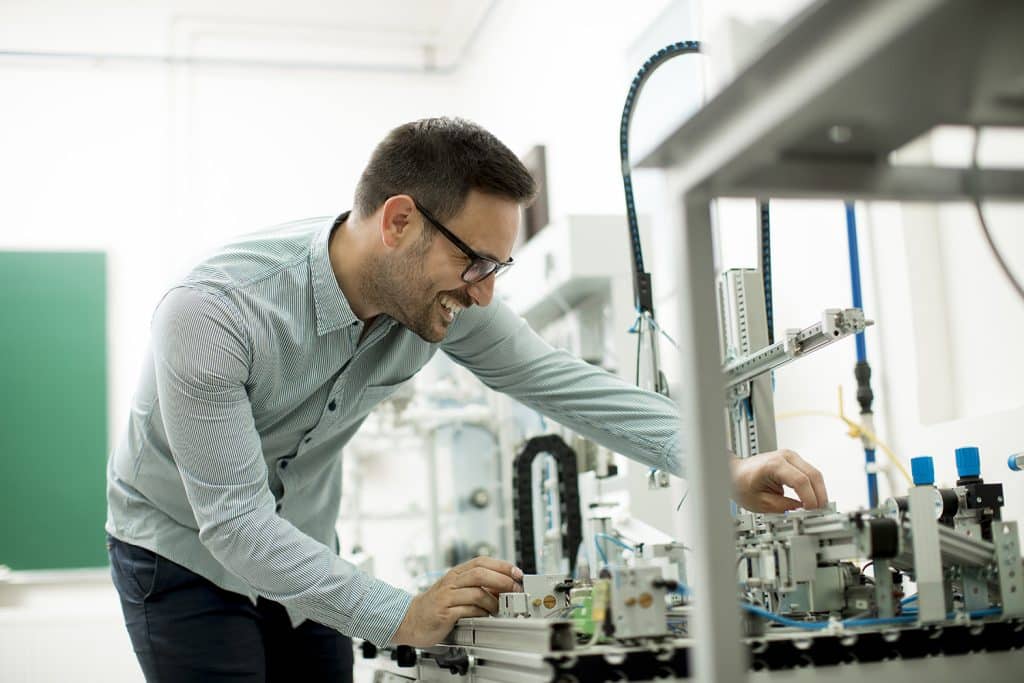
top-left (571, 591), bottom-right (594, 636)
top-left (591, 579), bottom-right (610, 622)
top-left (0, 251), bottom-right (108, 569)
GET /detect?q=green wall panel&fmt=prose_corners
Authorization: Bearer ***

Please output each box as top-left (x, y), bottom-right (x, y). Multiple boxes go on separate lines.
top-left (0, 251), bottom-right (108, 569)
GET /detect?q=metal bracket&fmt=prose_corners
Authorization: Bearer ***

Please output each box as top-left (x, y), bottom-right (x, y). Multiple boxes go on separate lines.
top-left (993, 520), bottom-right (1024, 617)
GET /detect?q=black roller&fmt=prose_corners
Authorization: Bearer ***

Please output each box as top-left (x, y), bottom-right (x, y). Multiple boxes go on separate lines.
top-left (868, 518), bottom-right (899, 559)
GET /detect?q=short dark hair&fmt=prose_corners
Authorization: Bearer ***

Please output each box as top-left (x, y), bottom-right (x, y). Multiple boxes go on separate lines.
top-left (353, 117), bottom-right (537, 222)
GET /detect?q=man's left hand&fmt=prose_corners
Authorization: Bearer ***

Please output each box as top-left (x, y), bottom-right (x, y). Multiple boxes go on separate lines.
top-left (729, 450), bottom-right (828, 513)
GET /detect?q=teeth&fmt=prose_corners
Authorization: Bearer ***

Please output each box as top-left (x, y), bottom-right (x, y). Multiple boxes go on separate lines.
top-left (439, 295), bottom-right (463, 315)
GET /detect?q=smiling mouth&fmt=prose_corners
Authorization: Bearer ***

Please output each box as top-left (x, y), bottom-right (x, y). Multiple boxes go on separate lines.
top-left (438, 294), bottom-right (467, 324)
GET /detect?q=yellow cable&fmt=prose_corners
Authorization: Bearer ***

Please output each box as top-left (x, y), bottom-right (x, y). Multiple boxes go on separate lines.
top-left (776, 386), bottom-right (913, 486)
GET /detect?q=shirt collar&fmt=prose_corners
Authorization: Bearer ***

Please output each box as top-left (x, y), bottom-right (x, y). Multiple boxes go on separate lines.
top-left (309, 211), bottom-right (360, 336)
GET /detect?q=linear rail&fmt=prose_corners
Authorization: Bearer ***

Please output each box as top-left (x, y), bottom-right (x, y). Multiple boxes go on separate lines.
top-left (443, 617), bottom-right (576, 654)
top-left (724, 308), bottom-right (871, 394)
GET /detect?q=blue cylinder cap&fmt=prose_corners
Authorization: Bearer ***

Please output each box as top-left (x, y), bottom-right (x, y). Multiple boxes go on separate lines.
top-left (955, 446), bottom-right (981, 478)
top-left (911, 456), bottom-right (935, 486)
top-left (1010, 454), bottom-right (1023, 472)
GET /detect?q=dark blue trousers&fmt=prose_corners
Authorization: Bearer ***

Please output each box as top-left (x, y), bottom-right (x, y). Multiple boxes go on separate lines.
top-left (108, 535), bottom-right (354, 683)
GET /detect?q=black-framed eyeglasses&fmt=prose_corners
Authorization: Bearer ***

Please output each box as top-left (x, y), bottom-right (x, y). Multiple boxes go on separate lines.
top-left (412, 198), bottom-right (514, 283)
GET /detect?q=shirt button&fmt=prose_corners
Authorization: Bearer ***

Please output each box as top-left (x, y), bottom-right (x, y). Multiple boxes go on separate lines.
top-left (279, 459), bottom-right (289, 469)
top-left (328, 399), bottom-right (337, 411)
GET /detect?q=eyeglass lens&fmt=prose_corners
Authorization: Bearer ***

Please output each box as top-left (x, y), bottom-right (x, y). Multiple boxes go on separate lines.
top-left (464, 260), bottom-right (497, 282)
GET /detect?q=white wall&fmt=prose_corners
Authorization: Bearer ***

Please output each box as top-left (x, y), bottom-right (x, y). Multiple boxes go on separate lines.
top-left (0, 58), bottom-right (461, 445)
top-left (864, 126), bottom-right (1024, 506)
top-left (0, 5), bottom-right (465, 679)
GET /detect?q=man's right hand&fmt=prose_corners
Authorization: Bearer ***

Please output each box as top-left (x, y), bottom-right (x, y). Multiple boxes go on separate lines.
top-left (390, 557), bottom-right (524, 648)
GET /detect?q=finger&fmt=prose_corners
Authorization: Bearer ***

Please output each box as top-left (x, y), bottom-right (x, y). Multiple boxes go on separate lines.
top-left (448, 605), bottom-right (490, 622)
top-left (756, 493), bottom-right (803, 514)
top-left (451, 566), bottom-right (523, 594)
top-left (783, 451), bottom-right (829, 507)
top-left (770, 460), bottom-right (819, 509)
top-left (453, 556), bottom-right (523, 581)
top-left (447, 587), bottom-right (499, 614)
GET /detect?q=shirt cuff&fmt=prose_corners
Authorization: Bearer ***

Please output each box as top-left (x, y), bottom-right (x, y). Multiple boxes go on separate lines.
top-left (662, 430), bottom-right (685, 478)
top-left (349, 576), bottom-right (414, 647)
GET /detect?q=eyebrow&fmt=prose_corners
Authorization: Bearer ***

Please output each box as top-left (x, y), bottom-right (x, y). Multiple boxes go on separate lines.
top-left (416, 198), bottom-right (507, 263)
top-left (476, 246), bottom-right (503, 263)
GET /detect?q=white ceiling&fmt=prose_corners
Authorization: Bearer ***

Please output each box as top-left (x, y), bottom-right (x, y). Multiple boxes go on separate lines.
top-left (0, 0), bottom-right (497, 71)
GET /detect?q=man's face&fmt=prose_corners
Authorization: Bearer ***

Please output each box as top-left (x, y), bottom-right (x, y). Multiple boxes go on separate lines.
top-left (382, 190), bottom-right (520, 343)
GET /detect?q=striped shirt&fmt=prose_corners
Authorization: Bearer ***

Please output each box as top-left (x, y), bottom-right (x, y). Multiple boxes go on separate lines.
top-left (105, 213), bottom-right (683, 647)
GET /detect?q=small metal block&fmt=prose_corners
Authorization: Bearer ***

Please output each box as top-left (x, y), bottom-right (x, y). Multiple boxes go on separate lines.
top-left (499, 592), bottom-right (530, 618)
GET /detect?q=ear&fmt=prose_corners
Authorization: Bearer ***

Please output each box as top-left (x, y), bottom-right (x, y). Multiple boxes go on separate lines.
top-left (379, 195), bottom-right (417, 249)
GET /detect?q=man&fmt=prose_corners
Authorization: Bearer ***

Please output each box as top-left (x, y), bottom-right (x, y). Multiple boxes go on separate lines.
top-left (106, 117), bottom-right (828, 681)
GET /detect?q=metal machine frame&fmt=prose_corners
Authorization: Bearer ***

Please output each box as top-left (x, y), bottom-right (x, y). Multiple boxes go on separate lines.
top-left (638, 0), bottom-right (1024, 679)
top-left (361, 2), bottom-right (1024, 681)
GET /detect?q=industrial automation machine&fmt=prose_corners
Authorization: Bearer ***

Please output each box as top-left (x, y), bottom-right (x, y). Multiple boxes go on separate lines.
top-left (362, 264), bottom-right (1023, 681)
top-left (365, 453), bottom-right (1022, 682)
top-left (362, 1), bottom-right (1024, 680)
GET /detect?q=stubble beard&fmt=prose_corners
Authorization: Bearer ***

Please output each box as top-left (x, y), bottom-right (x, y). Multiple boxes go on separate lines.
top-left (364, 251), bottom-right (447, 343)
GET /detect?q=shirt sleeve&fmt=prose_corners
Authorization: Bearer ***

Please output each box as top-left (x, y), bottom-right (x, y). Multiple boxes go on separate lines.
top-left (441, 299), bottom-right (685, 477)
top-left (150, 285), bottom-right (412, 646)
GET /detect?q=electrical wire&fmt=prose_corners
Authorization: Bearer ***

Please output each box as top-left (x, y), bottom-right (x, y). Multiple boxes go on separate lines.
top-left (759, 200), bottom-right (774, 345)
top-left (845, 200), bottom-right (880, 508)
top-left (675, 487), bottom-right (689, 512)
top-left (546, 604), bottom-right (583, 618)
top-left (743, 598), bottom-right (1003, 633)
top-left (580, 626), bottom-right (603, 649)
top-left (620, 41), bottom-right (701, 315)
top-left (775, 385), bottom-right (913, 487)
top-left (633, 314), bottom-right (645, 386)
top-left (971, 126), bottom-right (1024, 304)
top-left (776, 408), bottom-right (911, 485)
top-left (740, 603), bottom-right (966, 631)
top-left (842, 615), bottom-right (919, 628)
top-left (845, 202), bottom-right (869, 364)
top-left (619, 45), bottom-right (700, 473)
top-left (740, 603), bottom-right (829, 630)
top-left (595, 532), bottom-right (635, 554)
top-left (579, 579), bottom-right (611, 649)
top-left (890, 607), bottom-right (1002, 621)
top-left (627, 313), bottom-right (679, 350)
top-left (651, 317), bottom-right (679, 349)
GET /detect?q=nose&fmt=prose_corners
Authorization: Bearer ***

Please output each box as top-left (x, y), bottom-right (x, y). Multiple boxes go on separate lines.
top-left (466, 275), bottom-right (495, 307)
